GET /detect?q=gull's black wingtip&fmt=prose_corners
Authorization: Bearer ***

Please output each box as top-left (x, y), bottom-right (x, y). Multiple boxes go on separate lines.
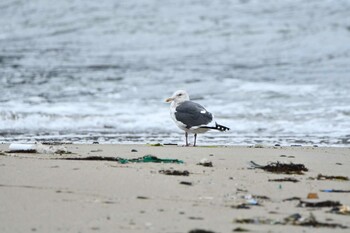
top-left (215, 122), bottom-right (230, 132)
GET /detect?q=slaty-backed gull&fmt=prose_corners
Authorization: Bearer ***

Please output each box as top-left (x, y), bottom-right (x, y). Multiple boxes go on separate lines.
top-left (165, 90), bottom-right (229, 146)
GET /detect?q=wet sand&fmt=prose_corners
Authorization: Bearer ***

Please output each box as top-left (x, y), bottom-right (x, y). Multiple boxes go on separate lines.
top-left (0, 144), bottom-right (349, 232)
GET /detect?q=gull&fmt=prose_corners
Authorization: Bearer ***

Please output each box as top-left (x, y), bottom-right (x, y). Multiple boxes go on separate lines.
top-left (165, 90), bottom-right (229, 146)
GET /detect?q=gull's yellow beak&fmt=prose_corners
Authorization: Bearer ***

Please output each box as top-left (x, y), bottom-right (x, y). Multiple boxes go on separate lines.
top-left (165, 97), bottom-right (173, 103)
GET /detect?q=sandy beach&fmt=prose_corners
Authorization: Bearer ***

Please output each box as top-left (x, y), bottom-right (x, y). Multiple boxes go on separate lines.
top-left (0, 143), bottom-right (349, 233)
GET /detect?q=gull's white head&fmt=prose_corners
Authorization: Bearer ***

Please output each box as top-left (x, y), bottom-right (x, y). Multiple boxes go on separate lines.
top-left (165, 90), bottom-right (190, 104)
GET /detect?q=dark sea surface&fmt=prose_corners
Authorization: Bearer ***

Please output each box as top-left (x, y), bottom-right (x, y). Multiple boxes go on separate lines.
top-left (1, 0), bottom-right (350, 145)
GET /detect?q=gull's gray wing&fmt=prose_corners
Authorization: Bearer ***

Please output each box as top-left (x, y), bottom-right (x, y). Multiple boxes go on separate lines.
top-left (175, 101), bottom-right (213, 129)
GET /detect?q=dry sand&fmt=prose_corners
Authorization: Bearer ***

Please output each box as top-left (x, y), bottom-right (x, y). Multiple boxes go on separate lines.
top-left (0, 143), bottom-right (349, 233)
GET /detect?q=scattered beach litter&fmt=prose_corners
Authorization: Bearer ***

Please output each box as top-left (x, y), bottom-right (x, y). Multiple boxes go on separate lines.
top-left (244, 195), bottom-right (259, 206)
top-left (268, 177), bottom-right (299, 183)
top-left (231, 194), bottom-right (270, 208)
top-left (234, 213), bottom-right (347, 228)
top-left (249, 161), bottom-right (308, 174)
top-left (307, 193), bottom-right (319, 199)
top-left (311, 174), bottom-right (349, 181)
top-left (298, 200), bottom-right (341, 208)
top-left (61, 155), bottom-right (184, 164)
top-left (8, 143), bottom-right (70, 154)
top-left (159, 169), bottom-right (190, 176)
top-left (197, 158), bottom-right (213, 167)
top-left (328, 205), bottom-right (350, 215)
top-left (320, 189), bottom-right (350, 193)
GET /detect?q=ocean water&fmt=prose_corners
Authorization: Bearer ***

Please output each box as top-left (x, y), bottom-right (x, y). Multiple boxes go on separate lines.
top-left (1, 0), bottom-right (350, 145)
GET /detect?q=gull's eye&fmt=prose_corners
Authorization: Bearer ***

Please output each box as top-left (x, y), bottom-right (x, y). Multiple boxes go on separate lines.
top-left (177, 93), bottom-right (182, 96)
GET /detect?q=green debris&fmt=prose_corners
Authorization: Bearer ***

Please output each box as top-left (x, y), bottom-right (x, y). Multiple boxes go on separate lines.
top-left (198, 145), bottom-right (219, 148)
top-left (149, 143), bottom-right (163, 147)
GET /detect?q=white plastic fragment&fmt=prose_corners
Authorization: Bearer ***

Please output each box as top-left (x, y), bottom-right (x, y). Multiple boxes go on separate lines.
top-left (9, 143), bottom-right (36, 152)
top-left (200, 158), bottom-right (210, 164)
top-left (9, 143), bottom-right (68, 154)
top-left (244, 194), bottom-right (259, 205)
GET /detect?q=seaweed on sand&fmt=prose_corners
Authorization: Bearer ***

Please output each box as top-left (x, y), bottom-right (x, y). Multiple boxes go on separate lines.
top-left (249, 161), bottom-right (308, 175)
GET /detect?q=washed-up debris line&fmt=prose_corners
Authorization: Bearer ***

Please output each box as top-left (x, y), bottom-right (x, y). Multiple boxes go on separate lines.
top-left (234, 213), bottom-right (347, 229)
top-left (321, 189), bottom-right (350, 193)
top-left (159, 169), bottom-right (190, 176)
top-left (315, 174), bottom-right (349, 181)
top-left (42, 141), bottom-right (73, 145)
top-left (284, 213), bottom-right (347, 228)
top-left (328, 205), bottom-right (350, 215)
top-left (62, 156), bottom-right (120, 162)
top-left (298, 200), bottom-right (341, 208)
top-left (268, 177), bottom-right (299, 183)
top-left (249, 161), bottom-right (308, 174)
top-left (61, 155), bottom-right (184, 164)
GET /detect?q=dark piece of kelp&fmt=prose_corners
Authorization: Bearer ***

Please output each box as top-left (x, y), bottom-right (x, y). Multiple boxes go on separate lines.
top-left (316, 174), bottom-right (349, 181)
top-left (159, 169), bottom-right (190, 176)
top-left (62, 156), bottom-right (119, 162)
top-left (268, 177), bottom-right (299, 183)
top-left (234, 213), bottom-right (347, 229)
top-left (197, 161), bottom-right (213, 167)
top-left (61, 155), bottom-right (184, 164)
top-left (298, 200), bottom-right (341, 208)
top-left (118, 155), bottom-right (183, 164)
top-left (189, 230), bottom-right (216, 233)
top-left (249, 161), bottom-right (308, 174)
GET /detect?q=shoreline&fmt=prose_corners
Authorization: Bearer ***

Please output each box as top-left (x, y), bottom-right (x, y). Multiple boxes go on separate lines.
top-left (1, 131), bottom-right (350, 147)
top-left (0, 144), bottom-right (349, 232)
